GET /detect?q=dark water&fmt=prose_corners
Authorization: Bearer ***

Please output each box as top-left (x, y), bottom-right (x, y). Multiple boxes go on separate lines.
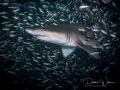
top-left (0, 0), bottom-right (120, 89)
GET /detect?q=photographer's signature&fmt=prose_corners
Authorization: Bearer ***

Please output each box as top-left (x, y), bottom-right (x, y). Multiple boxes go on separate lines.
top-left (83, 77), bottom-right (116, 87)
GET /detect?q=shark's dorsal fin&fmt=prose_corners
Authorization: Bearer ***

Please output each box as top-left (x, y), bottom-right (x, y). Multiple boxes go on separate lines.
top-left (77, 44), bottom-right (100, 59)
top-left (61, 46), bottom-right (76, 58)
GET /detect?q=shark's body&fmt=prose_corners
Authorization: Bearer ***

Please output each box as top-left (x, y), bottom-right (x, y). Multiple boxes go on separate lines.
top-left (25, 24), bottom-right (103, 59)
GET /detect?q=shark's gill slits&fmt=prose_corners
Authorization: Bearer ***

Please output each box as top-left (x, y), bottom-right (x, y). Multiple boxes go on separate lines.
top-left (66, 32), bottom-right (69, 43)
top-left (68, 32), bottom-right (70, 43)
top-left (69, 31), bottom-right (73, 44)
top-left (69, 32), bottom-right (71, 43)
top-left (66, 32), bottom-right (70, 44)
top-left (66, 31), bottom-right (74, 44)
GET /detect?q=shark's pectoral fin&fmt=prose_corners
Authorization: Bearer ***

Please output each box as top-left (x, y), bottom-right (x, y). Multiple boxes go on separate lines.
top-left (61, 46), bottom-right (76, 58)
top-left (78, 44), bottom-right (100, 59)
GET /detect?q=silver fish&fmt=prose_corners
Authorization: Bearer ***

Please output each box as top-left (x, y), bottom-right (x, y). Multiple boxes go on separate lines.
top-left (79, 5), bottom-right (89, 8)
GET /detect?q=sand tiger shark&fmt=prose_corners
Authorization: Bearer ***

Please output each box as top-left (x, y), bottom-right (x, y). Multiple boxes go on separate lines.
top-left (25, 24), bottom-right (103, 59)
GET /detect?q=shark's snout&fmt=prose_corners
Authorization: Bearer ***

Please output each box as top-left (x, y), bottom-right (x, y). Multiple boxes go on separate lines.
top-left (25, 29), bottom-right (34, 35)
top-left (25, 28), bottom-right (48, 39)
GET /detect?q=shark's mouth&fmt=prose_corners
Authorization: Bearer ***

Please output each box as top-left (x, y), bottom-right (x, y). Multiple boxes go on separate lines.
top-left (36, 35), bottom-right (48, 39)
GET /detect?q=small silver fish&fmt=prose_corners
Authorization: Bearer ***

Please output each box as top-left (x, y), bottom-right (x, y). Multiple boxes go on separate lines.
top-left (102, 0), bottom-right (111, 3)
top-left (101, 30), bottom-right (108, 34)
top-left (79, 5), bottom-right (89, 8)
top-left (92, 29), bottom-right (100, 32)
top-left (42, 79), bottom-right (50, 83)
top-left (104, 11), bottom-right (110, 17)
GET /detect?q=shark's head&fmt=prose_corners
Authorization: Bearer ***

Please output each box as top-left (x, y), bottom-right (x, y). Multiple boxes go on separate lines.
top-left (25, 27), bottom-right (67, 44)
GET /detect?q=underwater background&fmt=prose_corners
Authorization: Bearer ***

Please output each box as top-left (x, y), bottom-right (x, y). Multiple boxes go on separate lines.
top-left (0, 0), bottom-right (120, 89)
